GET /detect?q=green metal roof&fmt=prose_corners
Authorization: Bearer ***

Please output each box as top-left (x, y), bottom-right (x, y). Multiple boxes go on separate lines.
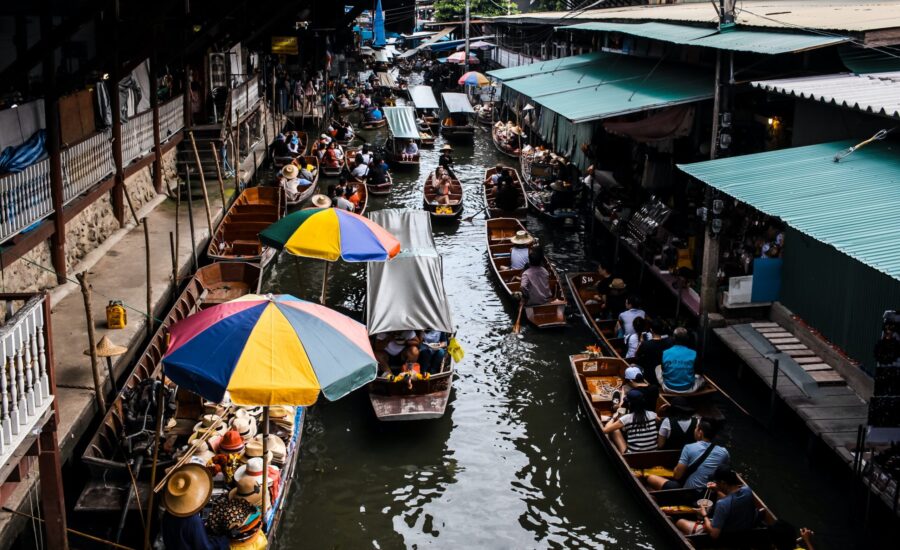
top-left (678, 140), bottom-right (900, 281)
top-left (560, 22), bottom-right (849, 54)
top-left (486, 51), bottom-right (606, 82)
top-left (499, 51), bottom-right (713, 123)
top-left (382, 107), bottom-right (421, 140)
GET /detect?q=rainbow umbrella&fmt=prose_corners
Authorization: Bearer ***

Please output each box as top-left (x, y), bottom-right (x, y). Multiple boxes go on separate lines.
top-left (458, 71), bottom-right (489, 87)
top-left (259, 207), bottom-right (400, 302)
top-left (162, 294), bottom-right (377, 405)
top-left (445, 51), bottom-right (479, 65)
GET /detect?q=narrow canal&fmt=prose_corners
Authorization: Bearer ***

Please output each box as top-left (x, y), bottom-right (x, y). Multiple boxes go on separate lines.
top-left (262, 122), bottom-right (859, 549)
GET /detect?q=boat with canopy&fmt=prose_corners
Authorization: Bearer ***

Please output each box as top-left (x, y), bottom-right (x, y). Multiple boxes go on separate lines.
top-left (382, 106), bottom-right (421, 169)
top-left (440, 92), bottom-right (476, 142)
top-left (409, 85), bottom-right (441, 131)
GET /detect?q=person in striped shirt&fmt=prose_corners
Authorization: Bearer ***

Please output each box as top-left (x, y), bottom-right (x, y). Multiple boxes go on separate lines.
top-left (603, 389), bottom-right (659, 453)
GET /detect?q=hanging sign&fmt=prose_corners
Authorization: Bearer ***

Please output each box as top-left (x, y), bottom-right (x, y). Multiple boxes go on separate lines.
top-left (271, 36), bottom-right (299, 55)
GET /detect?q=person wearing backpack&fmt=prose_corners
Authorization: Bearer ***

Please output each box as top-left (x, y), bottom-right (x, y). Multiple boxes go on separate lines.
top-left (643, 417), bottom-right (729, 496)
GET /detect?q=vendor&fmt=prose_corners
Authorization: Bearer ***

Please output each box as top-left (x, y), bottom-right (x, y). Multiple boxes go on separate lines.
top-left (162, 464), bottom-right (229, 550)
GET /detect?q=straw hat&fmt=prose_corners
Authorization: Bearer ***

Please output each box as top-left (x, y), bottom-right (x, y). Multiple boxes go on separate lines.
top-left (203, 401), bottom-right (226, 417)
top-left (510, 230), bottom-right (533, 246)
top-left (219, 429), bottom-right (246, 454)
top-left (311, 194), bottom-right (332, 208)
top-left (163, 464), bottom-right (213, 517)
top-left (231, 415), bottom-right (257, 442)
top-left (267, 405), bottom-right (295, 420)
top-left (83, 335), bottom-right (127, 358)
top-left (228, 476), bottom-right (270, 508)
top-left (282, 164), bottom-right (299, 179)
top-left (243, 439), bottom-right (273, 464)
top-left (440, 144), bottom-right (453, 152)
top-left (182, 439), bottom-right (215, 466)
top-left (234, 457), bottom-right (278, 486)
top-left (192, 414), bottom-right (226, 436)
top-left (248, 434), bottom-right (286, 464)
top-left (609, 278), bottom-right (627, 291)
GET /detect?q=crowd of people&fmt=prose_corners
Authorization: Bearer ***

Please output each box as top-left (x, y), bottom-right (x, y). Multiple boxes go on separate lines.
top-left (373, 329), bottom-right (450, 387)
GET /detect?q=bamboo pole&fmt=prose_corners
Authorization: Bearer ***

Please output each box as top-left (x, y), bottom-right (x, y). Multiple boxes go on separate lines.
top-left (143, 369), bottom-right (166, 550)
top-left (185, 167), bottom-right (198, 272)
top-left (144, 220), bottom-right (153, 338)
top-left (169, 232), bottom-right (178, 301)
top-left (188, 131), bottom-right (214, 232)
top-left (210, 143), bottom-right (228, 213)
top-left (76, 272), bottom-right (107, 412)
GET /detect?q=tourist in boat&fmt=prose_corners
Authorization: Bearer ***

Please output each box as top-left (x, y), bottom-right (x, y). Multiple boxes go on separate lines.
top-left (517, 248), bottom-right (552, 306)
top-left (676, 466), bottom-right (758, 538)
top-left (432, 174), bottom-right (452, 205)
top-left (161, 464), bottom-right (229, 550)
top-left (318, 133), bottom-right (332, 147)
top-left (368, 158), bottom-right (390, 188)
top-left (634, 319), bottom-right (673, 383)
top-left (280, 164), bottom-right (311, 203)
top-left (606, 278), bottom-right (628, 320)
top-left (438, 144), bottom-right (453, 170)
top-left (367, 105), bottom-right (383, 122)
top-left (657, 327), bottom-right (705, 393)
top-left (351, 156), bottom-right (370, 179)
top-left (359, 145), bottom-right (373, 165)
top-left (418, 329), bottom-right (448, 374)
top-left (616, 295), bottom-right (647, 338)
top-left (335, 186), bottom-right (355, 211)
top-left (508, 231), bottom-right (533, 271)
top-left (401, 139), bottom-right (419, 161)
top-left (494, 172), bottom-right (520, 214)
top-left (343, 121), bottom-right (355, 141)
top-left (644, 417), bottom-right (729, 494)
top-left (623, 365), bottom-right (659, 410)
top-left (287, 135), bottom-right (301, 155)
top-left (624, 316), bottom-right (651, 359)
top-left (586, 263), bottom-right (615, 306)
top-left (657, 396), bottom-right (698, 450)
top-left (335, 121), bottom-right (349, 142)
top-left (271, 133), bottom-right (289, 157)
top-left (602, 388), bottom-right (658, 454)
top-left (298, 161), bottom-right (316, 184)
top-left (314, 142), bottom-right (327, 162)
top-left (347, 184), bottom-right (361, 208)
top-left (374, 330), bottom-right (422, 376)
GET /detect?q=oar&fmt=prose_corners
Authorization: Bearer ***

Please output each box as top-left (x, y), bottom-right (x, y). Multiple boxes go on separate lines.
top-left (513, 299), bottom-right (525, 334)
top-left (703, 376), bottom-right (753, 417)
top-left (463, 205), bottom-right (487, 222)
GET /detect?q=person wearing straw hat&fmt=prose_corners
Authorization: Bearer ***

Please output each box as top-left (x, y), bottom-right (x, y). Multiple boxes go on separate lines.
top-left (281, 163), bottom-right (313, 203)
top-left (310, 194), bottom-right (332, 209)
top-left (161, 464), bottom-right (229, 549)
top-left (507, 230), bottom-right (533, 271)
top-left (438, 144), bottom-right (453, 170)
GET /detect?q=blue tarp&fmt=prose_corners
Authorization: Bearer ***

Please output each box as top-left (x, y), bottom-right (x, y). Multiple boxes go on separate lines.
top-left (373, 0), bottom-right (386, 47)
top-left (0, 129), bottom-right (46, 174)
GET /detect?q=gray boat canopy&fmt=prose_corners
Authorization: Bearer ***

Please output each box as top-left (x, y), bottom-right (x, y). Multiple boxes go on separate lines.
top-left (409, 85), bottom-right (440, 110)
top-left (366, 209), bottom-right (454, 335)
top-left (382, 107), bottom-right (421, 140)
top-left (441, 92), bottom-right (476, 114)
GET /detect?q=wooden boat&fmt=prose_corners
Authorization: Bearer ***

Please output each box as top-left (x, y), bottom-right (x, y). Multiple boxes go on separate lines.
top-left (440, 115), bottom-right (475, 142)
top-left (78, 262), bottom-right (261, 486)
top-left (492, 124), bottom-right (523, 159)
top-left (273, 131), bottom-right (308, 168)
top-left (208, 187), bottom-right (284, 261)
top-left (520, 151), bottom-right (579, 227)
top-left (476, 103), bottom-right (494, 126)
top-left (423, 169), bottom-right (463, 221)
top-left (569, 353), bottom-right (777, 549)
top-left (440, 92), bottom-right (476, 143)
top-left (284, 155), bottom-right (320, 207)
top-left (485, 217), bottom-right (567, 328)
top-left (366, 210), bottom-right (456, 421)
top-left (320, 144), bottom-right (345, 178)
top-left (360, 117), bottom-right (387, 130)
top-left (483, 166), bottom-right (527, 219)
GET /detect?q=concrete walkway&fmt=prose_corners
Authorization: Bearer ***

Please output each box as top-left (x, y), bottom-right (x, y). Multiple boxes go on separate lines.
top-left (0, 124), bottom-right (276, 548)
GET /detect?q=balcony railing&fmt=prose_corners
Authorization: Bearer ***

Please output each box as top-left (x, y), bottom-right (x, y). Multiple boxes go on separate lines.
top-left (0, 159), bottom-right (54, 244)
top-left (0, 293), bottom-right (54, 470)
top-left (230, 76), bottom-right (261, 123)
top-left (121, 109), bottom-right (156, 165)
top-left (62, 129), bottom-right (114, 205)
top-left (159, 97), bottom-right (185, 141)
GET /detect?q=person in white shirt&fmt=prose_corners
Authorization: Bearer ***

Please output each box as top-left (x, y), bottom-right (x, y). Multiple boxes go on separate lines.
top-left (374, 330), bottom-right (421, 376)
top-left (508, 230), bottom-right (533, 271)
top-left (351, 159), bottom-right (369, 179)
top-left (624, 316), bottom-right (652, 359)
top-left (335, 187), bottom-right (354, 211)
top-left (616, 296), bottom-right (647, 337)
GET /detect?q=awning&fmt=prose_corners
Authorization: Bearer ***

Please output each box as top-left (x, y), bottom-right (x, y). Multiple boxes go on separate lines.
top-left (383, 107), bottom-right (421, 139)
top-left (560, 22), bottom-right (849, 54)
top-left (456, 40), bottom-right (496, 50)
top-left (441, 92), bottom-right (475, 114)
top-left (397, 26), bottom-right (455, 59)
top-left (367, 210), bottom-right (454, 334)
top-left (409, 85), bottom-right (440, 110)
top-left (428, 35), bottom-right (495, 52)
top-left (374, 50), bottom-right (390, 63)
top-left (375, 71), bottom-right (397, 88)
top-left (486, 51), bottom-right (606, 82)
top-left (678, 140), bottom-right (900, 281)
top-left (500, 51), bottom-right (713, 123)
top-left (752, 72), bottom-right (900, 120)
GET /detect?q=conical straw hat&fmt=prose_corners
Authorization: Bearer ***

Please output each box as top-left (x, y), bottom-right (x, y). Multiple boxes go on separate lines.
top-left (84, 335), bottom-right (127, 358)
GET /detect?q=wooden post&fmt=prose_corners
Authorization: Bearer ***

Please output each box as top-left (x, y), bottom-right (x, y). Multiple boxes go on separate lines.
top-left (188, 131), bottom-right (214, 232)
top-left (211, 143), bottom-right (228, 212)
top-left (169, 232), bottom-right (177, 300)
top-left (41, 11), bottom-right (66, 285)
top-left (76, 272), bottom-right (107, 412)
top-left (150, 37), bottom-right (164, 193)
top-left (110, 10), bottom-right (125, 227)
top-left (235, 111), bottom-right (242, 179)
top-left (144, 220), bottom-right (153, 338)
top-left (184, 168), bottom-right (198, 272)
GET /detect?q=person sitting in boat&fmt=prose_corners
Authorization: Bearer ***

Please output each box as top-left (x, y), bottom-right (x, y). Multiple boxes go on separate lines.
top-left (418, 329), bottom-right (448, 375)
top-left (401, 139), bottom-right (419, 161)
top-left (548, 180), bottom-right (575, 213)
top-left (616, 295), bottom-right (647, 338)
top-left (657, 328), bottom-right (705, 394)
top-left (367, 105), bottom-right (383, 122)
top-left (326, 121), bottom-right (337, 138)
top-left (635, 319), bottom-right (673, 384)
top-left (508, 231), bottom-right (533, 271)
top-left (351, 157), bottom-right (370, 179)
top-left (358, 93), bottom-right (371, 110)
top-left (280, 164), bottom-right (313, 203)
top-left (433, 174), bottom-right (452, 205)
top-left (517, 247), bottom-right (552, 306)
top-left (495, 173), bottom-right (521, 214)
top-left (676, 466), bottom-right (758, 539)
top-left (624, 317), bottom-right (652, 359)
top-left (657, 396), bottom-right (699, 450)
top-left (333, 142), bottom-right (345, 163)
top-left (335, 122), bottom-right (349, 142)
top-left (335, 186), bottom-right (355, 211)
top-left (271, 133), bottom-right (289, 158)
top-left (161, 464), bottom-right (230, 550)
top-left (298, 161), bottom-right (316, 183)
top-left (368, 158), bottom-right (390, 187)
top-left (603, 388), bottom-right (659, 454)
top-left (318, 133), bottom-right (332, 147)
top-left (359, 145), bottom-right (373, 165)
top-left (347, 184), bottom-right (361, 209)
top-left (374, 330), bottom-right (422, 376)
top-left (623, 365), bottom-right (660, 414)
top-left (489, 164), bottom-right (505, 186)
top-left (314, 142), bottom-right (327, 162)
top-left (287, 135), bottom-right (301, 155)
top-left (438, 145), bottom-right (453, 170)
top-left (644, 416), bottom-right (730, 495)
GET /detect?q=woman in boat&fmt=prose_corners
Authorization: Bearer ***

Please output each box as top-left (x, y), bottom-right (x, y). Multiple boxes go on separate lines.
top-left (401, 139), bottom-right (419, 161)
top-left (287, 135), bottom-right (300, 155)
top-left (271, 133), bottom-right (289, 157)
top-left (657, 396), bottom-right (699, 450)
top-left (161, 464), bottom-right (229, 550)
top-left (314, 142), bottom-right (327, 163)
top-left (280, 164), bottom-right (311, 203)
top-left (433, 174), bottom-right (452, 205)
top-left (508, 231), bottom-right (533, 271)
top-left (602, 388), bottom-right (659, 454)
top-left (624, 316), bottom-right (651, 359)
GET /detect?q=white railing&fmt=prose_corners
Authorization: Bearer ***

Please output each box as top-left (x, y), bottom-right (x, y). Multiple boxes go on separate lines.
top-left (121, 109), bottom-right (155, 165)
top-left (0, 294), bottom-right (53, 467)
top-left (159, 97), bottom-right (184, 140)
top-left (61, 129), bottom-right (114, 205)
top-left (492, 47), bottom-right (539, 68)
top-left (230, 76), bottom-right (260, 122)
top-left (0, 160), bottom-right (53, 245)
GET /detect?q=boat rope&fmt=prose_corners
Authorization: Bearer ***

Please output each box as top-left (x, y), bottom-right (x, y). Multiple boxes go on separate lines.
top-left (1, 507), bottom-right (136, 550)
top-left (833, 128), bottom-right (895, 162)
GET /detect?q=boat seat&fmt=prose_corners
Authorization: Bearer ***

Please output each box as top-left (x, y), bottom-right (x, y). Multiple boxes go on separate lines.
top-left (231, 240), bottom-right (260, 256)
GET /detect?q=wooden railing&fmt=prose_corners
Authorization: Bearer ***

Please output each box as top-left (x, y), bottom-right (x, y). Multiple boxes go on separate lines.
top-left (0, 159), bottom-right (54, 244)
top-left (61, 129), bottom-right (114, 205)
top-left (0, 293), bottom-right (54, 468)
top-left (121, 109), bottom-right (156, 165)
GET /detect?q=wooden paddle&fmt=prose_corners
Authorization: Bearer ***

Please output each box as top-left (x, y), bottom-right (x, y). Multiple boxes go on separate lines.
top-left (463, 205), bottom-right (487, 222)
top-left (513, 299), bottom-right (525, 334)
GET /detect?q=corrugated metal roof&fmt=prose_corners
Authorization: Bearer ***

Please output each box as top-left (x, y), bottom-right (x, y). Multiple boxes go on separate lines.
top-left (752, 72), bottom-right (900, 119)
top-left (560, 22), bottom-right (847, 54)
top-left (441, 92), bottom-right (475, 114)
top-left (486, 51), bottom-right (606, 82)
top-left (409, 85), bottom-right (440, 110)
top-left (678, 140), bottom-right (900, 281)
top-left (397, 27), bottom-right (455, 59)
top-left (494, 51), bottom-right (713, 123)
top-left (840, 46), bottom-right (900, 74)
top-left (382, 106), bottom-right (421, 140)
top-left (490, 1), bottom-right (900, 34)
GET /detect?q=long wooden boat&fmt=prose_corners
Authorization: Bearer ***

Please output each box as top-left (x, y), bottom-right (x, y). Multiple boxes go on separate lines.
top-left (440, 116), bottom-right (475, 142)
top-left (284, 155), bottom-right (320, 208)
top-left (483, 166), bottom-right (527, 219)
top-left (273, 131), bottom-right (309, 168)
top-left (320, 144), bottom-right (345, 178)
top-left (485, 217), bottom-right (567, 328)
top-left (78, 262), bottom-right (262, 487)
top-left (570, 353), bottom-right (777, 549)
top-left (360, 117), bottom-right (387, 130)
top-left (519, 151), bottom-right (579, 227)
top-left (208, 187), bottom-right (284, 261)
top-left (440, 93), bottom-right (476, 143)
top-left (367, 171), bottom-right (393, 196)
top-left (492, 124), bottom-right (523, 159)
top-left (368, 358), bottom-right (454, 421)
top-left (423, 169), bottom-right (463, 221)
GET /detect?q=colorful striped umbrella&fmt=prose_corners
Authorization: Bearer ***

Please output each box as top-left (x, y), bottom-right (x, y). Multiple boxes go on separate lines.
top-left (162, 294), bottom-right (378, 406)
top-left (458, 71), bottom-right (489, 87)
top-left (445, 51), bottom-right (479, 65)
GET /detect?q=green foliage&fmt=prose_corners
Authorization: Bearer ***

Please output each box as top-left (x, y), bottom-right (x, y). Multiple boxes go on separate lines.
top-left (434, 0), bottom-right (519, 21)
top-left (530, 0), bottom-right (570, 10)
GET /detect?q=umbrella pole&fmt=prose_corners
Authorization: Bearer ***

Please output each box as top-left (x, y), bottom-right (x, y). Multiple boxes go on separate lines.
top-left (320, 261), bottom-right (330, 304)
top-left (143, 366), bottom-right (166, 550)
top-left (261, 407), bottom-right (270, 526)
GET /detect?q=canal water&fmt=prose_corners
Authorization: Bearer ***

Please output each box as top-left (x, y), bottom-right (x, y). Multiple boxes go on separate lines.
top-left (263, 124), bottom-right (861, 549)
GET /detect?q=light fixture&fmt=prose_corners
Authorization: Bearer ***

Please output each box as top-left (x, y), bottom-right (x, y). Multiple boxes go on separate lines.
top-left (102, 73), bottom-right (110, 80)
top-left (711, 218), bottom-right (723, 235)
top-left (712, 199), bottom-right (724, 215)
top-left (767, 117), bottom-right (774, 126)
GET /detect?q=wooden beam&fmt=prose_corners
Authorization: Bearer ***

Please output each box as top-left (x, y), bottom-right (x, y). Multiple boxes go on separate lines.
top-left (109, 2), bottom-right (125, 227)
top-left (0, 222), bottom-right (55, 271)
top-left (43, 7), bottom-right (67, 285)
top-left (150, 36), bottom-right (163, 193)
